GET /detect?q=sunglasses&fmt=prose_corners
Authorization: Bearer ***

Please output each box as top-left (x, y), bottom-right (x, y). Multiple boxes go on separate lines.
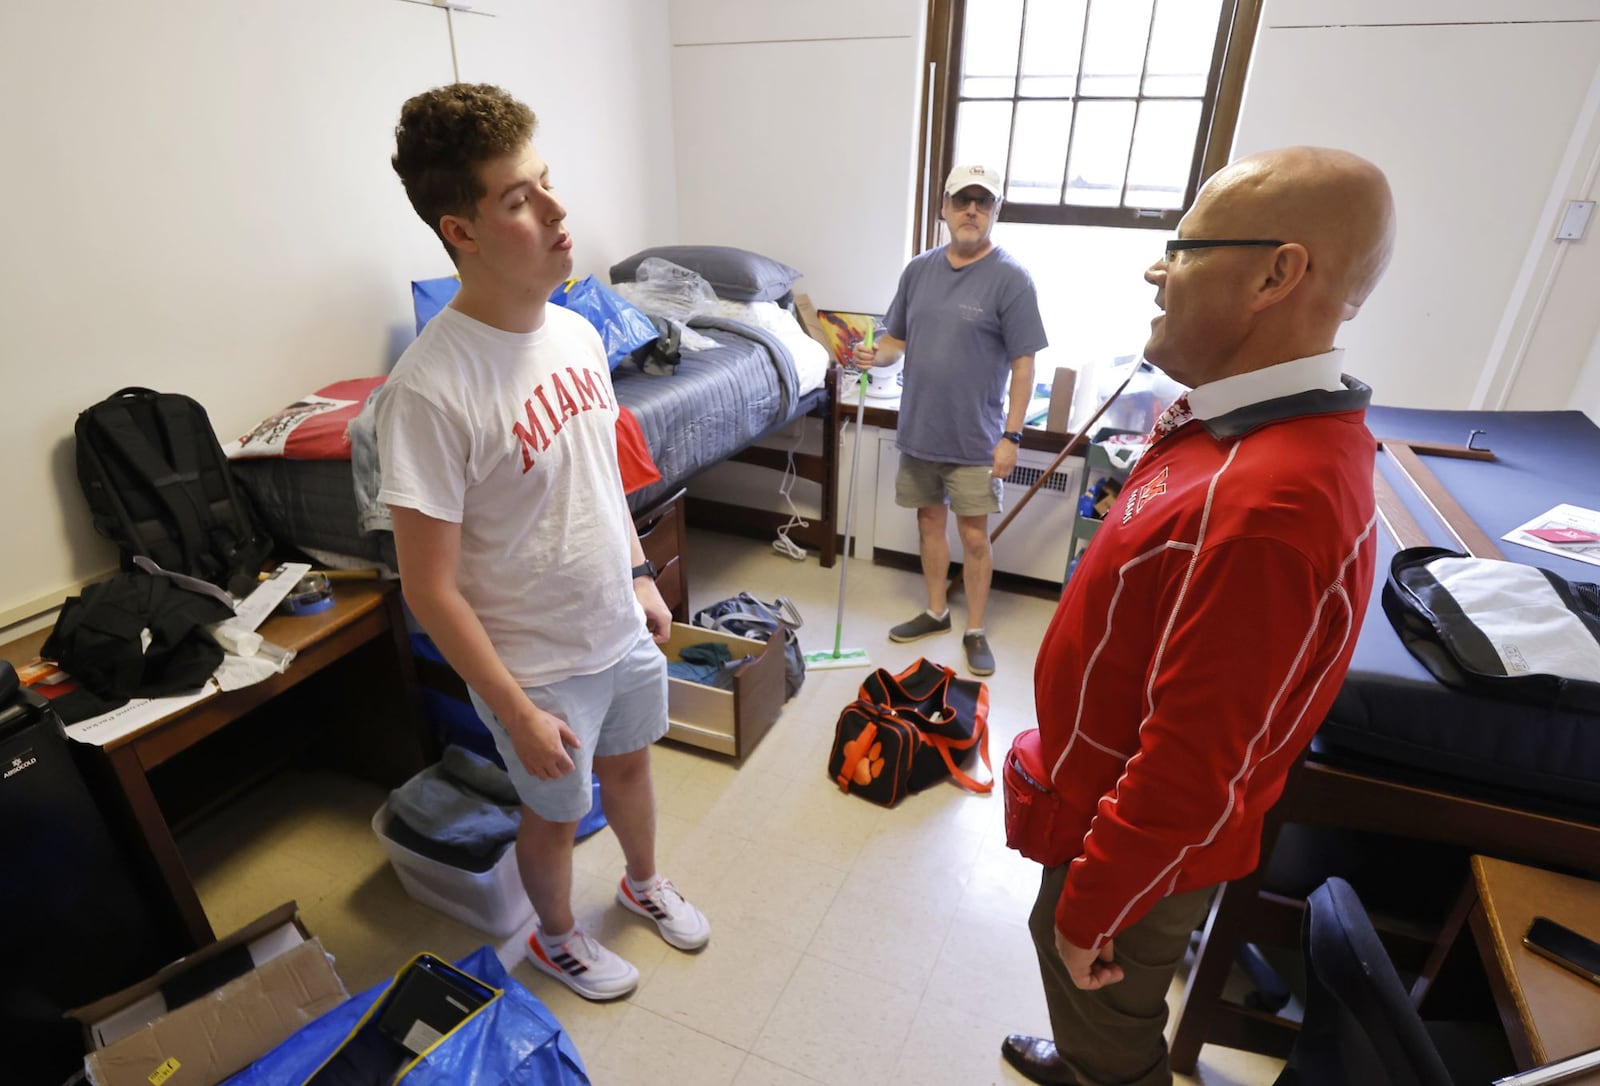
top-left (1162, 238), bottom-right (1286, 264)
top-left (948, 191), bottom-right (998, 211)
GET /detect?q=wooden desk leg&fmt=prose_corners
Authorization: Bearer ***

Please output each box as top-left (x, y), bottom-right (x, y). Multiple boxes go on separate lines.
top-left (1171, 871), bottom-right (1263, 1072)
top-left (1469, 900), bottom-right (1540, 1070)
top-left (1411, 874), bottom-right (1476, 1013)
top-left (107, 744), bottom-right (214, 948)
top-left (384, 587), bottom-right (435, 770)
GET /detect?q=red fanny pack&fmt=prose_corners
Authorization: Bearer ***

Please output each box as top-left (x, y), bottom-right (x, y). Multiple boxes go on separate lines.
top-left (1002, 729), bottom-right (1074, 866)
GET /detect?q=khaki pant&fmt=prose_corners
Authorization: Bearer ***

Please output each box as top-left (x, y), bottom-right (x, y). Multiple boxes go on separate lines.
top-left (1028, 866), bottom-right (1214, 1086)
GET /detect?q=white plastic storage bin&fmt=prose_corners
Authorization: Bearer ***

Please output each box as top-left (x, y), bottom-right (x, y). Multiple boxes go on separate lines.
top-left (371, 805), bottom-right (533, 937)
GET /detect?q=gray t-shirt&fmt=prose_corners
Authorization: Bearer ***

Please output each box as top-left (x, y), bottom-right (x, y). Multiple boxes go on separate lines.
top-left (884, 245), bottom-right (1048, 465)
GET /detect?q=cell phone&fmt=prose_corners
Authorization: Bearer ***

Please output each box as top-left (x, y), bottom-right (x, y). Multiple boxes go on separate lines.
top-left (1523, 916), bottom-right (1600, 988)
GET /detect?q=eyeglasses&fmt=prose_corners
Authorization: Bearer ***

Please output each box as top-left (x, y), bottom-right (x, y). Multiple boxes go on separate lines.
top-left (948, 191), bottom-right (997, 211)
top-left (1161, 238), bottom-right (1286, 264)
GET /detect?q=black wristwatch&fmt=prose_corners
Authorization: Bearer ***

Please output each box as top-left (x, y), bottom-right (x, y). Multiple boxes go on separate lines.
top-left (1002, 430), bottom-right (1023, 445)
top-left (631, 559), bottom-right (659, 581)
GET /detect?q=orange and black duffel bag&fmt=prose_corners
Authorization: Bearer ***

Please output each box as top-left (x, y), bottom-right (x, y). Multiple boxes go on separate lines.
top-left (828, 658), bottom-right (992, 807)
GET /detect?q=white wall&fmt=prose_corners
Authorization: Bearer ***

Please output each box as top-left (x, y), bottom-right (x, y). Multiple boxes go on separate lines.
top-left (1232, 0), bottom-right (1600, 410)
top-left (668, 0), bottom-right (925, 311)
top-left (0, 0), bottom-right (675, 623)
top-left (1570, 329), bottom-right (1600, 425)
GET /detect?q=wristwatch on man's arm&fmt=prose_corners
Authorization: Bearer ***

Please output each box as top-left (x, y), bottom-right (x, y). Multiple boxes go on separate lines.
top-left (631, 559), bottom-right (659, 581)
top-left (1002, 430), bottom-right (1023, 445)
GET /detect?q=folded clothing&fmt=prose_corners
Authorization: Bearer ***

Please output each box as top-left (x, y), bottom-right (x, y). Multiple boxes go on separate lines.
top-left (387, 745), bottom-right (519, 867)
top-left (666, 642), bottom-right (753, 690)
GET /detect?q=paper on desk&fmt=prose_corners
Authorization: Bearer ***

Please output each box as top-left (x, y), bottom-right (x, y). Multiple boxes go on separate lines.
top-left (64, 683), bottom-right (219, 747)
top-left (205, 563), bottom-right (307, 689)
top-left (1504, 504), bottom-right (1600, 569)
top-left (228, 562), bottom-right (312, 632)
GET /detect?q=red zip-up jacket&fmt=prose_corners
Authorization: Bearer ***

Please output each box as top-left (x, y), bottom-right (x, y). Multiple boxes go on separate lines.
top-left (1035, 377), bottom-right (1377, 949)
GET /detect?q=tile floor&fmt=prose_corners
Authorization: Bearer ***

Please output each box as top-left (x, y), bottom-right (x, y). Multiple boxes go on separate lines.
top-left (179, 528), bottom-right (1287, 1085)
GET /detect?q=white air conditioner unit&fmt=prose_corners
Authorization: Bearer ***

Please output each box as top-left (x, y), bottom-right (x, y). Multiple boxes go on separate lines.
top-left (873, 441), bottom-right (1082, 583)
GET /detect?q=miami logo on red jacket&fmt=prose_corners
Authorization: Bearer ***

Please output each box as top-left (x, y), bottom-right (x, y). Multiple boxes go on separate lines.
top-left (1121, 466), bottom-right (1170, 525)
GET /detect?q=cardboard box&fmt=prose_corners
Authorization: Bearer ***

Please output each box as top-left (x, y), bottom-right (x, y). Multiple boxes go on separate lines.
top-left (660, 621), bottom-right (785, 760)
top-left (1045, 367), bottom-right (1078, 434)
top-left (70, 902), bottom-right (347, 1086)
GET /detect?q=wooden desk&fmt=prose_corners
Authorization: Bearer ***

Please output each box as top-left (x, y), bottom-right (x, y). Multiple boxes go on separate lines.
top-left (1470, 856), bottom-right (1600, 1079)
top-left (2, 579), bottom-right (429, 949)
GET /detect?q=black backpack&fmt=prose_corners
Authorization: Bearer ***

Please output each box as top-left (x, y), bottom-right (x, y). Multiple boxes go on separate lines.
top-left (75, 388), bottom-right (273, 597)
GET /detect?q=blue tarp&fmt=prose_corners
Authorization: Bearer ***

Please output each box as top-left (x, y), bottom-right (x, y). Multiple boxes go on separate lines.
top-left (225, 946), bottom-right (589, 1085)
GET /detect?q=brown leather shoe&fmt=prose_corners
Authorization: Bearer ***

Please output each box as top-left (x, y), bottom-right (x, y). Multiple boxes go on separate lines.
top-left (1001, 1034), bottom-right (1078, 1085)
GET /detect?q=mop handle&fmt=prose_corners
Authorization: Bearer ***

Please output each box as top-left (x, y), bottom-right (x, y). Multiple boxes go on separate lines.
top-left (834, 366), bottom-right (868, 655)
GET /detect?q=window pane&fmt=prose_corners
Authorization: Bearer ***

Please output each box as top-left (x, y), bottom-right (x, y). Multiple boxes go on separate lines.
top-left (1007, 101), bottom-right (1073, 204)
top-left (1078, 0), bottom-right (1155, 98)
top-left (953, 100), bottom-right (1015, 179)
top-left (1125, 100), bottom-right (1201, 209)
top-left (960, 0), bottom-right (1025, 98)
top-left (991, 221), bottom-right (1173, 400)
top-left (1143, 0), bottom-right (1224, 97)
top-left (1018, 0), bottom-right (1087, 98)
top-left (1064, 100), bottom-right (1135, 206)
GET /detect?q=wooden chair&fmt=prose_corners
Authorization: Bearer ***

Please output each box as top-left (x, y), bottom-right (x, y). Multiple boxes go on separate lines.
top-left (1169, 750), bottom-right (1600, 1071)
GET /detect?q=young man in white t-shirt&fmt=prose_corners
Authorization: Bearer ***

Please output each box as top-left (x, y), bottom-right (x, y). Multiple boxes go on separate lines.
top-left (379, 83), bottom-right (709, 1001)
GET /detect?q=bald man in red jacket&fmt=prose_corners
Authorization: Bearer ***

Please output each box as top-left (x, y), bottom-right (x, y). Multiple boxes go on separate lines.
top-left (1003, 146), bottom-right (1397, 1086)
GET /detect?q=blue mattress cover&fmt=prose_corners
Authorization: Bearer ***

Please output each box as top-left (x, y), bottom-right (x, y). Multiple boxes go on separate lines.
top-left (612, 316), bottom-right (808, 511)
top-left (1319, 406), bottom-right (1600, 814)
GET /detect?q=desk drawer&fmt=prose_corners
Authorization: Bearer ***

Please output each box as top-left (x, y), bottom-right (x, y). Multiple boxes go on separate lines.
top-left (635, 488), bottom-right (688, 622)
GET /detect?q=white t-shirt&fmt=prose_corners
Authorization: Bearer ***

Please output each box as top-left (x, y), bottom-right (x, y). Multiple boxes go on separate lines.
top-left (376, 305), bottom-right (642, 687)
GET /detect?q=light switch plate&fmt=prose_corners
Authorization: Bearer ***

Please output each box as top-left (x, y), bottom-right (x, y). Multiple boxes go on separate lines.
top-left (1555, 200), bottom-right (1595, 241)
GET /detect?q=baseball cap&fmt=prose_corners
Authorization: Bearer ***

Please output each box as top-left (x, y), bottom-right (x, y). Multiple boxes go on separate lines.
top-left (944, 164), bottom-right (1003, 199)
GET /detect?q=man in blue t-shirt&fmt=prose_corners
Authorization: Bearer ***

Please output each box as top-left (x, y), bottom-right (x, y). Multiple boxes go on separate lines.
top-left (855, 164), bottom-right (1048, 676)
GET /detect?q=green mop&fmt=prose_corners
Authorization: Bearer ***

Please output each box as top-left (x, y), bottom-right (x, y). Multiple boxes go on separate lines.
top-left (804, 325), bottom-right (875, 671)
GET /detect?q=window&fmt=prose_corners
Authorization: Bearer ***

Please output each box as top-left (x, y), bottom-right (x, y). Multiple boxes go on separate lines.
top-left (918, 0), bottom-right (1261, 243)
top-left (914, 0), bottom-right (1262, 388)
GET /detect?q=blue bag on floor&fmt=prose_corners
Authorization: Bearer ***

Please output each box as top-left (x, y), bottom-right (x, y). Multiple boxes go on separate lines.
top-left (224, 946), bottom-right (589, 1085)
top-left (548, 276), bottom-right (658, 369)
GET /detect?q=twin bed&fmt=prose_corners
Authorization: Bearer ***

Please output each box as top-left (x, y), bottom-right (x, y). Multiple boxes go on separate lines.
top-left (229, 247), bottom-right (842, 624)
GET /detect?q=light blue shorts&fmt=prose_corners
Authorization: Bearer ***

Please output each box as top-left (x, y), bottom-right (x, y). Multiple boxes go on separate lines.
top-left (469, 629), bottom-right (669, 823)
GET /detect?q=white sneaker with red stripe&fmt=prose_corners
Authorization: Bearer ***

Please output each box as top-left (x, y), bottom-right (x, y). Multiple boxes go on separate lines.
top-left (617, 874), bottom-right (711, 951)
top-left (525, 925), bottom-right (639, 1001)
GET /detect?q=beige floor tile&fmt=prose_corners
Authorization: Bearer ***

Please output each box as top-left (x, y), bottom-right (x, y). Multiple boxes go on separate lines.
top-left (692, 838), bottom-right (847, 952)
top-left (890, 997), bottom-right (1037, 1085)
top-left (752, 954), bottom-right (922, 1086)
top-left (653, 812), bottom-right (746, 903)
top-left (838, 819), bottom-right (985, 916)
top-left (632, 912), bottom-right (803, 1049)
top-left (959, 834), bottom-right (1050, 924)
top-left (744, 773), bottom-right (883, 871)
top-left (583, 1004), bottom-right (746, 1086)
top-left (921, 900), bottom-right (1056, 1038)
top-left (732, 1054), bottom-right (825, 1085)
top-left (807, 883), bottom-right (956, 995)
